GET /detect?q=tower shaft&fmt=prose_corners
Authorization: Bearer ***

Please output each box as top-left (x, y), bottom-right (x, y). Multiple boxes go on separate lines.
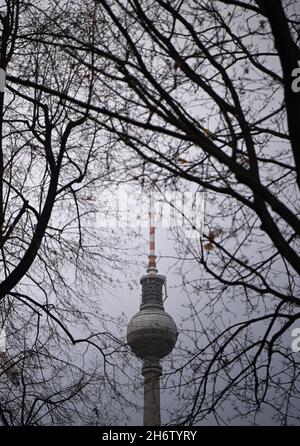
top-left (142, 358), bottom-right (162, 426)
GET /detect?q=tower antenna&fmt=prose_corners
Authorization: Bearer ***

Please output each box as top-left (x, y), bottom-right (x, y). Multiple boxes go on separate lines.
top-left (147, 182), bottom-right (157, 274)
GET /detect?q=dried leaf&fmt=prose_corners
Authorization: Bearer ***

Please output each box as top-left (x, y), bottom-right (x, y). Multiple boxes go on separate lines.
top-left (178, 158), bottom-right (188, 164)
top-left (208, 229), bottom-right (222, 242)
top-left (204, 242), bottom-right (214, 252)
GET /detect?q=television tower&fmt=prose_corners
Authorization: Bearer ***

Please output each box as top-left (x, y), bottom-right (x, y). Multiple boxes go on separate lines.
top-left (127, 187), bottom-right (178, 426)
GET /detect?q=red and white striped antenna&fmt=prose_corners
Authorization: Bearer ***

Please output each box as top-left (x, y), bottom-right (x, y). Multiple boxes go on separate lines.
top-left (147, 182), bottom-right (158, 274)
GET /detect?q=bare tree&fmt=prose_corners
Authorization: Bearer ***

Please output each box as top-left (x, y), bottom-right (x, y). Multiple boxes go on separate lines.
top-left (3, 0), bottom-right (300, 425)
top-left (0, 0), bottom-right (141, 425)
top-left (18, 0), bottom-right (299, 425)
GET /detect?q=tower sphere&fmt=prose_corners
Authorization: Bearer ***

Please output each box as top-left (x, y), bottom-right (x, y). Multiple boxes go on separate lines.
top-left (127, 306), bottom-right (177, 360)
top-left (127, 274), bottom-right (178, 360)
